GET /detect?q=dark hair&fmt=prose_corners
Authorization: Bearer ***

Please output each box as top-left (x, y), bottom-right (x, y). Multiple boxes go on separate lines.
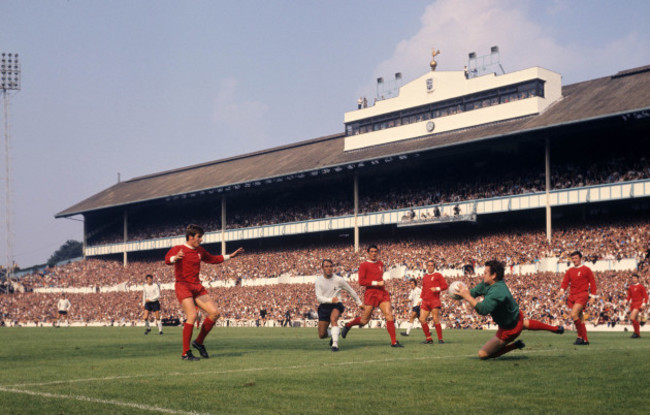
top-left (570, 251), bottom-right (582, 258)
top-left (484, 260), bottom-right (505, 281)
top-left (321, 259), bottom-right (333, 268)
top-left (631, 273), bottom-right (639, 279)
top-left (409, 278), bottom-right (417, 286)
top-left (186, 224), bottom-right (204, 240)
top-left (145, 274), bottom-right (153, 280)
top-left (426, 260), bottom-right (435, 267)
top-left (367, 244), bottom-right (379, 253)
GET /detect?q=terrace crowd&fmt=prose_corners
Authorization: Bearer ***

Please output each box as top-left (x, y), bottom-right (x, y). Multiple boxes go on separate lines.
top-left (1, 271), bottom-right (643, 331)
top-left (17, 218), bottom-right (650, 291)
top-left (88, 155), bottom-right (650, 245)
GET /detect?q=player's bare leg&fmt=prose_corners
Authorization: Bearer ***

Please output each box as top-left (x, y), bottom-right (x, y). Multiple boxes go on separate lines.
top-left (143, 309), bottom-right (151, 334)
top-left (629, 308), bottom-right (641, 338)
top-left (317, 320), bottom-right (330, 339)
top-left (570, 303), bottom-right (589, 344)
top-left (432, 308), bottom-right (444, 343)
top-left (479, 335), bottom-right (525, 359)
top-left (192, 295), bottom-right (221, 358)
top-left (401, 311), bottom-right (418, 336)
top-left (418, 309), bottom-right (434, 343)
top-left (154, 310), bottom-right (163, 334)
top-left (379, 301), bottom-right (401, 347)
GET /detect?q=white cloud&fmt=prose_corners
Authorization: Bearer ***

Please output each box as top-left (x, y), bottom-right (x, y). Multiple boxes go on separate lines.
top-left (369, 0), bottom-right (649, 90)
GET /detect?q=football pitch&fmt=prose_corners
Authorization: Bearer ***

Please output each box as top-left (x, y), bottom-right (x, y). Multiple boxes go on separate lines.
top-left (0, 327), bottom-right (647, 414)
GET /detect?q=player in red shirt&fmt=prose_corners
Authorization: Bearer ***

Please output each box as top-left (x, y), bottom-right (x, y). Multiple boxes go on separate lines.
top-left (165, 224), bottom-right (244, 360)
top-left (419, 260), bottom-right (448, 344)
top-left (625, 274), bottom-right (648, 338)
top-left (559, 251), bottom-right (597, 345)
top-left (341, 245), bottom-right (403, 347)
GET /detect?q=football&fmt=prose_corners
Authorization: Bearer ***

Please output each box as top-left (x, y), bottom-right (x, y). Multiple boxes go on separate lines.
top-left (448, 280), bottom-right (466, 300)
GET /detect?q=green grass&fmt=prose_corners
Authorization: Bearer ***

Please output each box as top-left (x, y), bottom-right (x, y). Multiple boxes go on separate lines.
top-left (0, 327), bottom-right (647, 414)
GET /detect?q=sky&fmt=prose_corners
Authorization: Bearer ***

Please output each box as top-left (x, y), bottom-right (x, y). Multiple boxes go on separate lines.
top-left (1, 0), bottom-right (649, 268)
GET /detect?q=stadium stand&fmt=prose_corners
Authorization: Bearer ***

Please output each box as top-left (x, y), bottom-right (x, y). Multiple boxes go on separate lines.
top-left (5, 63), bottom-right (649, 333)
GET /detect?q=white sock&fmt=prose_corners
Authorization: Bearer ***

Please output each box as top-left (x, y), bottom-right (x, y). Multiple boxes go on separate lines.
top-left (145, 320), bottom-right (150, 329)
top-left (157, 320), bottom-right (162, 332)
top-left (331, 326), bottom-right (340, 346)
top-left (406, 322), bottom-right (412, 334)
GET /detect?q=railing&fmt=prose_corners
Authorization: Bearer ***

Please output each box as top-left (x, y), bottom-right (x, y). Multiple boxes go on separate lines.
top-left (85, 179), bottom-right (650, 257)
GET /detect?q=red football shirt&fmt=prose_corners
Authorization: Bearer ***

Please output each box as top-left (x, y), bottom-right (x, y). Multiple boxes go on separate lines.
top-left (560, 265), bottom-right (597, 296)
top-left (627, 283), bottom-right (648, 304)
top-left (358, 260), bottom-right (385, 289)
top-left (421, 272), bottom-right (448, 301)
top-left (165, 244), bottom-right (224, 284)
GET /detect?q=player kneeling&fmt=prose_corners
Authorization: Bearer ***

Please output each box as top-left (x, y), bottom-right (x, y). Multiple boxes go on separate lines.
top-left (455, 260), bottom-right (564, 360)
top-left (315, 259), bottom-right (363, 351)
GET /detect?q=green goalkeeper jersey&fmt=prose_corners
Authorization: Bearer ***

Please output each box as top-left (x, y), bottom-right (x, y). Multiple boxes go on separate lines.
top-left (470, 280), bottom-right (520, 329)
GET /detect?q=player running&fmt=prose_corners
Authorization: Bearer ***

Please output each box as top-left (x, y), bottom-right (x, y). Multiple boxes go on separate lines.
top-left (165, 224), bottom-right (244, 361)
top-left (559, 251), bottom-right (597, 345)
top-left (625, 273), bottom-right (648, 338)
top-left (400, 278), bottom-right (421, 337)
top-left (315, 259), bottom-right (363, 351)
top-left (341, 245), bottom-right (403, 347)
top-left (419, 260), bottom-right (448, 344)
top-left (142, 274), bottom-right (163, 335)
top-left (456, 260), bottom-right (564, 359)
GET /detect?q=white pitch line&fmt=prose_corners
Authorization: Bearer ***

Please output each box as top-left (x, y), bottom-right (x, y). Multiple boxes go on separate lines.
top-left (0, 386), bottom-right (210, 415)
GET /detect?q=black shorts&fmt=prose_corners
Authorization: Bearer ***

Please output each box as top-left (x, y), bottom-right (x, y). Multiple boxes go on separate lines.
top-left (411, 306), bottom-right (421, 315)
top-left (144, 301), bottom-right (161, 312)
top-left (318, 303), bottom-right (345, 322)
top-left (58, 310), bottom-right (68, 315)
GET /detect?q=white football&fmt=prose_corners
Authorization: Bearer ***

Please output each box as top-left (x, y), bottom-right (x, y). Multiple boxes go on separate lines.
top-left (448, 280), bottom-right (466, 300)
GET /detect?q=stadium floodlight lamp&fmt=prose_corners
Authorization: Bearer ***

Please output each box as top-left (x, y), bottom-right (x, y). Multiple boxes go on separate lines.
top-left (1, 52), bottom-right (20, 91)
top-left (468, 52), bottom-right (476, 59)
top-left (395, 72), bottom-right (402, 80)
top-left (376, 77), bottom-right (383, 84)
top-left (491, 46), bottom-right (499, 54)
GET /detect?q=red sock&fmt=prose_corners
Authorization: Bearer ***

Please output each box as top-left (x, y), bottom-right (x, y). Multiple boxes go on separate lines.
top-left (434, 323), bottom-right (443, 340)
top-left (580, 321), bottom-right (589, 342)
top-left (386, 320), bottom-right (397, 344)
top-left (182, 323), bottom-right (193, 354)
top-left (574, 319), bottom-right (584, 339)
top-left (346, 317), bottom-right (362, 328)
top-left (195, 317), bottom-right (215, 345)
top-left (527, 320), bottom-right (558, 332)
top-left (632, 320), bottom-right (640, 335)
top-left (422, 324), bottom-right (432, 340)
